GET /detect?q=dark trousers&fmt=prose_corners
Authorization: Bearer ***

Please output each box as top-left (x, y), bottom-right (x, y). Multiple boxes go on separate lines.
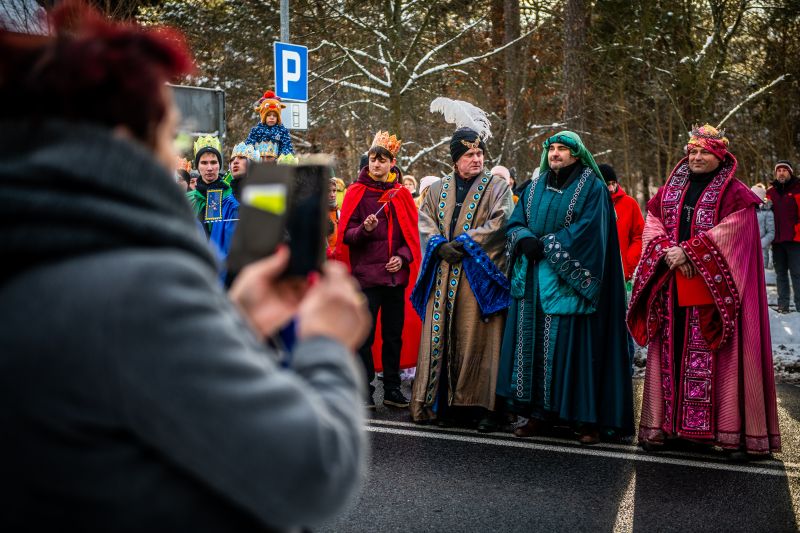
top-left (358, 285), bottom-right (405, 395)
top-left (772, 241), bottom-right (800, 310)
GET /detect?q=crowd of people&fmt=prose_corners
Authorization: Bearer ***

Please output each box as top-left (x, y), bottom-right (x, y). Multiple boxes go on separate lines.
top-left (0, 3), bottom-right (790, 531)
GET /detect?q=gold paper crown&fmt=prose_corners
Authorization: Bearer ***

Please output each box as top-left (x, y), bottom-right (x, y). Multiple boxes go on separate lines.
top-left (277, 154), bottom-right (299, 165)
top-left (193, 135), bottom-right (222, 157)
top-left (688, 124), bottom-right (729, 146)
top-left (176, 157), bottom-right (192, 173)
top-left (370, 130), bottom-right (402, 157)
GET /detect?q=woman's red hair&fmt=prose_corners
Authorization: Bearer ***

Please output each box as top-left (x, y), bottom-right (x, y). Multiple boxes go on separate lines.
top-left (0, 1), bottom-right (193, 144)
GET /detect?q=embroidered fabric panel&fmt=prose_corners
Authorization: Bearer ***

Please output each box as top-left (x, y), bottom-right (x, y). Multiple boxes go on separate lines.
top-left (542, 314), bottom-right (558, 410)
top-left (205, 189), bottom-right (224, 221)
top-left (677, 309), bottom-right (715, 439)
top-left (681, 232), bottom-right (740, 346)
top-left (541, 234), bottom-right (599, 292)
top-left (437, 172), bottom-right (490, 237)
top-left (514, 297), bottom-right (529, 401)
top-left (538, 169), bottom-right (599, 296)
top-left (424, 173), bottom-right (491, 407)
top-left (456, 233), bottom-right (511, 316)
top-left (410, 235), bottom-right (447, 321)
top-left (654, 157), bottom-right (734, 436)
top-left (424, 262), bottom-right (450, 407)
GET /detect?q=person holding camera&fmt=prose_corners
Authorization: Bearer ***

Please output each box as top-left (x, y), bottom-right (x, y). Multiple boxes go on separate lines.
top-left (0, 5), bottom-right (371, 531)
top-left (336, 131), bottom-right (422, 409)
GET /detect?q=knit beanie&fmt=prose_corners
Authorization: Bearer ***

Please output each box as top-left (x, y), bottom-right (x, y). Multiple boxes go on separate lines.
top-left (751, 184), bottom-right (767, 202)
top-left (450, 127), bottom-right (486, 163)
top-left (775, 160), bottom-right (794, 176)
top-left (490, 165), bottom-right (511, 180)
top-left (419, 175), bottom-right (440, 195)
top-left (194, 146), bottom-right (222, 169)
top-left (598, 163), bottom-right (618, 183)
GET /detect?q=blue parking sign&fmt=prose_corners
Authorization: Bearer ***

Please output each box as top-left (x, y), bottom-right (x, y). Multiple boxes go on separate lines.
top-left (274, 42), bottom-right (308, 102)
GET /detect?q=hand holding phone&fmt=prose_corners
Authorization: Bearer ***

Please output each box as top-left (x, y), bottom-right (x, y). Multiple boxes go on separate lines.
top-left (228, 159), bottom-right (331, 278)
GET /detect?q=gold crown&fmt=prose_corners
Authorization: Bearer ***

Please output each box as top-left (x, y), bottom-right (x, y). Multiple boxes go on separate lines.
top-left (688, 124), bottom-right (729, 146)
top-left (370, 130), bottom-right (402, 157)
top-left (176, 157), bottom-right (192, 172)
top-left (193, 135), bottom-right (222, 156)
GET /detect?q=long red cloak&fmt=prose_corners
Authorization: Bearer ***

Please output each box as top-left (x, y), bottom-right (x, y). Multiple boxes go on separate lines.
top-left (334, 181), bottom-right (421, 371)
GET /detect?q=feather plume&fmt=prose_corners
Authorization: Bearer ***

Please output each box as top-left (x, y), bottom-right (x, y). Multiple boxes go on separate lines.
top-left (429, 97), bottom-right (492, 140)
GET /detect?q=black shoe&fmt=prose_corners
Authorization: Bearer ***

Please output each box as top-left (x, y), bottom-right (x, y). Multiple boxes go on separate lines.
top-left (365, 395), bottom-right (376, 410)
top-left (383, 388), bottom-right (410, 408)
top-left (477, 416), bottom-right (499, 433)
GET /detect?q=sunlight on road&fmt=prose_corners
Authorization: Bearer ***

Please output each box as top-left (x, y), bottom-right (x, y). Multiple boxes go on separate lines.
top-left (612, 469), bottom-right (636, 533)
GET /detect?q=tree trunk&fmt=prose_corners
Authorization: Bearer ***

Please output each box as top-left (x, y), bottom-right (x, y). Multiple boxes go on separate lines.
top-left (563, 0), bottom-right (587, 131)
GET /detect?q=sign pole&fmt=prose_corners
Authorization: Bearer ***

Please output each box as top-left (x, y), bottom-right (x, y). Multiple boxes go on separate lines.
top-left (280, 0), bottom-right (289, 43)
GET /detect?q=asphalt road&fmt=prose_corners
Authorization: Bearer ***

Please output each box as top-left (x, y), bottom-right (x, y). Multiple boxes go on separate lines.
top-left (319, 380), bottom-right (800, 532)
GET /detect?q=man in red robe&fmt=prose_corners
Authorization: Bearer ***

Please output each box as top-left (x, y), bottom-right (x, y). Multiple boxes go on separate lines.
top-left (334, 131), bottom-right (421, 409)
top-left (627, 124), bottom-right (780, 457)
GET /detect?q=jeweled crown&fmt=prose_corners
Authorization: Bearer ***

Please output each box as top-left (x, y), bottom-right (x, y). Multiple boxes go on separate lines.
top-left (688, 124), bottom-right (729, 146)
top-left (371, 130), bottom-right (402, 157)
top-left (256, 140), bottom-right (279, 158)
top-left (193, 135), bottom-right (221, 156)
top-left (230, 142), bottom-right (261, 162)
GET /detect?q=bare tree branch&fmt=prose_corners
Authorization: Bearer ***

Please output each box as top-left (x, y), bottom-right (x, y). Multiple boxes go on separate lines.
top-left (716, 74), bottom-right (788, 128)
top-left (400, 26), bottom-right (538, 94)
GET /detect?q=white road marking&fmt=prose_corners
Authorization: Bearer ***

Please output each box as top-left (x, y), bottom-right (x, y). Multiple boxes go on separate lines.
top-left (367, 419), bottom-right (800, 468)
top-left (365, 424), bottom-right (799, 478)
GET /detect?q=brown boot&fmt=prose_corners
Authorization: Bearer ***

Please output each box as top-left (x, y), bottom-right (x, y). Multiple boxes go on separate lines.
top-left (578, 428), bottom-right (600, 445)
top-left (514, 418), bottom-right (546, 438)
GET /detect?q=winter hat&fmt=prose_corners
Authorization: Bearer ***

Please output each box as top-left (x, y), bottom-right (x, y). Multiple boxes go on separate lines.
top-left (490, 165), bottom-right (511, 180)
top-left (598, 163), bottom-right (618, 183)
top-left (193, 135), bottom-right (222, 169)
top-left (403, 174), bottom-right (418, 191)
top-left (686, 123), bottom-right (729, 161)
top-left (751, 184), bottom-right (767, 202)
top-left (419, 175), bottom-right (440, 195)
top-left (775, 160), bottom-right (794, 176)
top-left (540, 130), bottom-right (602, 178)
top-left (450, 127), bottom-right (486, 163)
top-left (256, 90), bottom-right (286, 124)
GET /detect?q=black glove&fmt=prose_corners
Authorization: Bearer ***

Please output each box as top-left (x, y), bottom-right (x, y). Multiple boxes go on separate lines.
top-left (438, 241), bottom-right (465, 263)
top-left (515, 237), bottom-right (544, 261)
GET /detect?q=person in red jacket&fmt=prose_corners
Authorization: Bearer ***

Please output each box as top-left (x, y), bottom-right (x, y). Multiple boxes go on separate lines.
top-left (600, 164), bottom-right (644, 285)
top-left (766, 160), bottom-right (800, 313)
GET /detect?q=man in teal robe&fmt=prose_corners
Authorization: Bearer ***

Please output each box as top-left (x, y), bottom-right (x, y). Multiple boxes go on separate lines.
top-left (497, 131), bottom-right (634, 444)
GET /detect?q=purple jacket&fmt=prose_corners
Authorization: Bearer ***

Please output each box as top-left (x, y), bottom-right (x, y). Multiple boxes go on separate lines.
top-left (343, 168), bottom-right (413, 289)
top-left (766, 177), bottom-right (800, 243)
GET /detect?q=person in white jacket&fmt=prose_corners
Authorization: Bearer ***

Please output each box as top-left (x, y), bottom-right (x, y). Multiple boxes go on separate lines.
top-left (752, 183), bottom-right (775, 269)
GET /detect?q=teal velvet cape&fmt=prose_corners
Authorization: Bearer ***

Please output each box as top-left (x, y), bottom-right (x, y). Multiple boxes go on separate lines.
top-left (497, 166), bottom-right (634, 435)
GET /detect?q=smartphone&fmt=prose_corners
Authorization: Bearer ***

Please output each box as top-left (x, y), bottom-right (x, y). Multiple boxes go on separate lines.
top-left (227, 158), bottom-right (331, 278)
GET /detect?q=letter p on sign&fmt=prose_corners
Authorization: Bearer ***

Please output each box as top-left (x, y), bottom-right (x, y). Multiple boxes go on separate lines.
top-left (274, 42), bottom-right (308, 102)
top-left (282, 51), bottom-right (301, 93)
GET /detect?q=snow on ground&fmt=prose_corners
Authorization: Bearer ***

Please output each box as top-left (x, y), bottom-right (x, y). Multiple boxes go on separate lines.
top-left (632, 269), bottom-right (800, 384)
